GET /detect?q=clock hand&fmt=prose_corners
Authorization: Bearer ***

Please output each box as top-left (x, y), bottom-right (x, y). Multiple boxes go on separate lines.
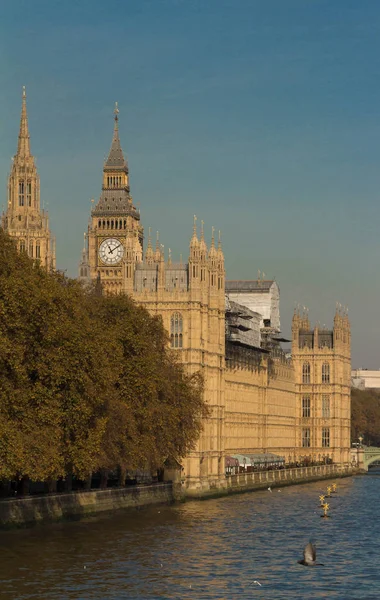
top-left (108, 244), bottom-right (122, 254)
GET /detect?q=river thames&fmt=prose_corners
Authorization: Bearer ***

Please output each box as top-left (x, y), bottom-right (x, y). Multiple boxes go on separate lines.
top-left (0, 471), bottom-right (379, 599)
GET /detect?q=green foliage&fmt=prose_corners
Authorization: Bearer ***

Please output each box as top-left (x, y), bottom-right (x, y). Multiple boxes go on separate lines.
top-left (0, 229), bottom-right (207, 483)
top-left (351, 388), bottom-right (380, 446)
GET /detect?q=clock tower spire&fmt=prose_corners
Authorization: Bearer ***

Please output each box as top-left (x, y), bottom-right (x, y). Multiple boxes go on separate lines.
top-left (86, 103), bottom-right (143, 294)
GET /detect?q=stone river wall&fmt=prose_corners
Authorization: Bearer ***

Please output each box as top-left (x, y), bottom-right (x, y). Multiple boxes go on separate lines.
top-left (0, 483), bottom-right (174, 528)
top-left (0, 465), bottom-right (358, 528)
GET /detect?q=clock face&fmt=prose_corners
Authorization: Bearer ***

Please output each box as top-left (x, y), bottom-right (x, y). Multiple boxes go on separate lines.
top-left (98, 238), bottom-right (124, 265)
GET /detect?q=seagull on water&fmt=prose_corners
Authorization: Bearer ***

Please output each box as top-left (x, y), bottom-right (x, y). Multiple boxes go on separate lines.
top-left (298, 542), bottom-right (324, 567)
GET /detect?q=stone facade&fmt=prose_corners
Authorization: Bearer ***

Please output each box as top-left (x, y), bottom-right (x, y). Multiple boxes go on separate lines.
top-left (2, 88), bottom-right (55, 271)
top-left (292, 309), bottom-right (351, 465)
top-left (81, 107), bottom-right (351, 496)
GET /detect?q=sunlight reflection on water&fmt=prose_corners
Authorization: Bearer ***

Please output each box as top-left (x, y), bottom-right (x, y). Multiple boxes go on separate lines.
top-left (0, 473), bottom-right (379, 599)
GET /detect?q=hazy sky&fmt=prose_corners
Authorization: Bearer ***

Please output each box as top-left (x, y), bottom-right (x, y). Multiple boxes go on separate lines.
top-left (1, 0), bottom-right (380, 367)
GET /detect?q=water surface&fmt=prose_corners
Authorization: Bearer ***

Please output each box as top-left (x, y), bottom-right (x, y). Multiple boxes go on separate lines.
top-left (0, 473), bottom-right (379, 599)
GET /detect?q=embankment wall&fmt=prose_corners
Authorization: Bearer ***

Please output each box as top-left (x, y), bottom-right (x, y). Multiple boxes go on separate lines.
top-left (0, 483), bottom-right (174, 528)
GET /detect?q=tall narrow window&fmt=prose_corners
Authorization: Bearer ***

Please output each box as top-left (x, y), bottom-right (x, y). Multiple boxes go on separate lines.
top-left (322, 428), bottom-right (330, 448)
top-left (302, 362), bottom-right (311, 384)
top-left (302, 395), bottom-right (311, 418)
top-left (322, 363), bottom-right (330, 383)
top-left (27, 181), bottom-right (32, 206)
top-left (302, 428), bottom-right (311, 448)
top-left (170, 313), bottom-right (183, 348)
top-left (322, 395), bottom-right (330, 418)
top-left (18, 181), bottom-right (25, 206)
top-left (29, 241), bottom-right (33, 258)
top-left (35, 242), bottom-right (40, 259)
top-left (19, 239), bottom-right (26, 253)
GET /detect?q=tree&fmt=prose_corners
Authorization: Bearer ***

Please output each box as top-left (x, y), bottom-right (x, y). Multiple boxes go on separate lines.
top-left (92, 294), bottom-right (208, 475)
top-left (351, 388), bottom-right (380, 446)
top-left (0, 229), bottom-right (208, 485)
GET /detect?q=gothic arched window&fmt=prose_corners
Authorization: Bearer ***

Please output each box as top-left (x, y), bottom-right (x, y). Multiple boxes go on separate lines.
top-left (29, 240), bottom-right (33, 258)
top-left (19, 239), bottom-right (26, 253)
top-left (302, 362), bottom-right (311, 384)
top-left (35, 242), bottom-right (40, 259)
top-left (322, 362), bottom-right (330, 384)
top-left (27, 181), bottom-right (32, 207)
top-left (18, 181), bottom-right (25, 206)
top-left (170, 313), bottom-right (183, 349)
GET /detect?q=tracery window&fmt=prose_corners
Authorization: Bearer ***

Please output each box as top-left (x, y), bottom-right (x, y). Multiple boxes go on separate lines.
top-left (18, 181), bottom-right (25, 206)
top-left (322, 428), bottom-right (330, 448)
top-left (302, 395), bottom-right (311, 418)
top-left (302, 428), bottom-right (311, 448)
top-left (19, 239), bottom-right (26, 252)
top-left (302, 362), bottom-right (311, 384)
top-left (322, 363), bottom-right (330, 383)
top-left (170, 313), bottom-right (183, 349)
top-left (322, 395), bottom-right (330, 418)
top-left (35, 242), bottom-right (40, 259)
top-left (27, 181), bottom-right (32, 207)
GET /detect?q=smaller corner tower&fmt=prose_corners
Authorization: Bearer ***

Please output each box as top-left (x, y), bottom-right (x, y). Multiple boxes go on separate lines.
top-left (292, 304), bottom-right (351, 467)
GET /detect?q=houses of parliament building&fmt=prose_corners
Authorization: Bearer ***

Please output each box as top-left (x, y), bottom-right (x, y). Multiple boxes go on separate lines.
top-left (2, 90), bottom-right (351, 495)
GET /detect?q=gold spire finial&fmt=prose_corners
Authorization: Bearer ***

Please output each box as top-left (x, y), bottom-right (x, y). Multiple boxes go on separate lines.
top-left (211, 226), bottom-right (215, 246)
top-left (22, 85), bottom-right (26, 98)
top-left (218, 230), bottom-right (222, 249)
top-left (114, 101), bottom-right (119, 121)
top-left (193, 214), bottom-right (197, 236)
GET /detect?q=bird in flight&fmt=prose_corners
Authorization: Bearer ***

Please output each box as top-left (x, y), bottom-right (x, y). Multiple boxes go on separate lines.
top-left (298, 542), bottom-right (324, 566)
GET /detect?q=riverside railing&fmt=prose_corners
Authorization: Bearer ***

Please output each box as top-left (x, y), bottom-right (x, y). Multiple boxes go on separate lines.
top-left (226, 463), bottom-right (355, 490)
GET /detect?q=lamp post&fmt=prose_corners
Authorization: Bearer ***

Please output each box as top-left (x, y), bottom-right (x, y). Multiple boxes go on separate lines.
top-left (359, 435), bottom-right (363, 447)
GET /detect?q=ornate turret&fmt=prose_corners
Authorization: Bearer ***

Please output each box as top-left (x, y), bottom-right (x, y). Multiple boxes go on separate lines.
top-left (145, 227), bottom-right (154, 265)
top-left (217, 230), bottom-right (224, 268)
top-left (208, 226), bottom-right (218, 270)
top-left (292, 306), bottom-right (301, 345)
top-left (189, 216), bottom-right (200, 289)
top-left (199, 220), bottom-right (208, 261)
top-left (78, 232), bottom-right (91, 284)
top-left (154, 231), bottom-right (162, 263)
top-left (2, 87), bottom-right (55, 270)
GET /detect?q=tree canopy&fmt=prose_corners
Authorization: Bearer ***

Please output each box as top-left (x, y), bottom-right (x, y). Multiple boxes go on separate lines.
top-left (351, 387), bottom-right (380, 447)
top-left (0, 229), bottom-right (207, 483)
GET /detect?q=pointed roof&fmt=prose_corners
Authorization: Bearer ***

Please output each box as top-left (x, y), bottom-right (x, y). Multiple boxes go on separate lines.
top-left (16, 86), bottom-right (31, 159)
top-left (104, 102), bottom-right (128, 171)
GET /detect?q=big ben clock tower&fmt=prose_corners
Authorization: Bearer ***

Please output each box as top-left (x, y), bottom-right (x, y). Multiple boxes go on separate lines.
top-left (87, 104), bottom-right (143, 294)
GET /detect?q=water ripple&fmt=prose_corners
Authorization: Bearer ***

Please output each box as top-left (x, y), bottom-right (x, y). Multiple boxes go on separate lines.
top-left (0, 473), bottom-right (379, 599)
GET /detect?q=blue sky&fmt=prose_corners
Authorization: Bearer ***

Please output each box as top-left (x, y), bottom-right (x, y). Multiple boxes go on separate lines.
top-left (1, 0), bottom-right (380, 367)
